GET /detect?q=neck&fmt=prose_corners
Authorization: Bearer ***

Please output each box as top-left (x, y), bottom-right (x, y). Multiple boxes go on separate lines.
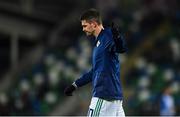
top-left (94, 24), bottom-right (104, 38)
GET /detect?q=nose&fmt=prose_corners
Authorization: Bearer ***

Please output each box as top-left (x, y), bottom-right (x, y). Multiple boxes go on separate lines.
top-left (83, 28), bottom-right (86, 32)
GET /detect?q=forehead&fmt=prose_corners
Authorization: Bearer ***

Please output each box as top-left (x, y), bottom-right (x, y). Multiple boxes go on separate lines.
top-left (81, 20), bottom-right (91, 25)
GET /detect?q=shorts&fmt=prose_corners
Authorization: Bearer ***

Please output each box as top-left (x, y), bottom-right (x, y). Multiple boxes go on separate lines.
top-left (87, 97), bottom-right (125, 117)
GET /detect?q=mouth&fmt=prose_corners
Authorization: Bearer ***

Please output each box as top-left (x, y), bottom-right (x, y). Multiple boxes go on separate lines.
top-left (85, 31), bottom-right (91, 35)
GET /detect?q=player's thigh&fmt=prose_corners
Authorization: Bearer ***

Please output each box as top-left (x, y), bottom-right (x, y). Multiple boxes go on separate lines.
top-left (88, 97), bottom-right (118, 116)
top-left (88, 97), bottom-right (104, 116)
top-left (100, 100), bottom-right (125, 116)
top-left (116, 100), bottom-right (125, 117)
top-left (99, 100), bottom-right (117, 116)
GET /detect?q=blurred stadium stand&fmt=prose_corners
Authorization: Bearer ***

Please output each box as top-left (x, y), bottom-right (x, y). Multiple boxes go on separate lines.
top-left (0, 0), bottom-right (179, 116)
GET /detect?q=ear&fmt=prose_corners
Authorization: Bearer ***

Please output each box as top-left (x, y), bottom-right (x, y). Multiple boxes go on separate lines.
top-left (91, 21), bottom-right (98, 28)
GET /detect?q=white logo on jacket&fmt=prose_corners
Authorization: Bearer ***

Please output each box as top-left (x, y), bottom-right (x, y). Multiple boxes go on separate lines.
top-left (96, 41), bottom-right (100, 47)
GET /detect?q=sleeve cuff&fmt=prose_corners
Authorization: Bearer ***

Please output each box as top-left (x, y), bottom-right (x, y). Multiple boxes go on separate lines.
top-left (72, 82), bottom-right (78, 89)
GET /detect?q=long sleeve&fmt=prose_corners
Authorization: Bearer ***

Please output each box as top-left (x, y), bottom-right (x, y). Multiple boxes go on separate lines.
top-left (74, 69), bottom-right (93, 88)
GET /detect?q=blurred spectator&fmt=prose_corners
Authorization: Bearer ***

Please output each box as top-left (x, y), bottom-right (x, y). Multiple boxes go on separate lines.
top-left (160, 82), bottom-right (176, 116)
top-left (0, 93), bottom-right (10, 115)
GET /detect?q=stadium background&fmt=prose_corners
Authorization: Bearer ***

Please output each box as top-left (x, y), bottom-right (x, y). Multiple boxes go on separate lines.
top-left (0, 0), bottom-right (179, 116)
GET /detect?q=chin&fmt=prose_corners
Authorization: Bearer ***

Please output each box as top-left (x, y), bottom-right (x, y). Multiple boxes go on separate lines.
top-left (85, 32), bottom-right (93, 37)
top-left (86, 33), bottom-right (91, 36)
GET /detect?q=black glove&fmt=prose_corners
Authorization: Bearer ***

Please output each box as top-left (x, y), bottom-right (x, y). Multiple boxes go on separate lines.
top-left (111, 22), bottom-right (127, 53)
top-left (111, 22), bottom-right (121, 39)
top-left (64, 85), bottom-right (76, 96)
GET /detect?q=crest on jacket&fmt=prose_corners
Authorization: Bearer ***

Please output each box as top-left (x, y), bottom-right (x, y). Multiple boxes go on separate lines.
top-left (96, 40), bottom-right (100, 47)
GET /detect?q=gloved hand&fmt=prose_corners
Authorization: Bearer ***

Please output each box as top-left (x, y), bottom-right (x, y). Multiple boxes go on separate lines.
top-left (64, 85), bottom-right (76, 96)
top-left (111, 22), bottom-right (127, 53)
top-left (111, 22), bottom-right (121, 39)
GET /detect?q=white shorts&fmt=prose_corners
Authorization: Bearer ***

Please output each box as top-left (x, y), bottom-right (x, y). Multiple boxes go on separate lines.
top-left (87, 97), bottom-right (125, 117)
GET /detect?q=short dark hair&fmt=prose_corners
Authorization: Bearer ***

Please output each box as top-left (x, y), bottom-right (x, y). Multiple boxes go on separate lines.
top-left (80, 8), bottom-right (102, 24)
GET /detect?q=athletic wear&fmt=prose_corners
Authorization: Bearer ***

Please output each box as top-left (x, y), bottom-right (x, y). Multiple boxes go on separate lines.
top-left (87, 97), bottom-right (125, 116)
top-left (64, 84), bottom-right (76, 96)
top-left (74, 28), bottom-right (127, 100)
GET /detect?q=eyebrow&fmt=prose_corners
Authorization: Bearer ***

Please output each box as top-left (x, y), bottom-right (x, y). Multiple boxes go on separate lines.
top-left (82, 24), bottom-right (87, 26)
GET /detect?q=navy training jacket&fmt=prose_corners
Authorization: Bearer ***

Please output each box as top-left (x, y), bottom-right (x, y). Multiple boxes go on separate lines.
top-left (74, 28), bottom-right (127, 100)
